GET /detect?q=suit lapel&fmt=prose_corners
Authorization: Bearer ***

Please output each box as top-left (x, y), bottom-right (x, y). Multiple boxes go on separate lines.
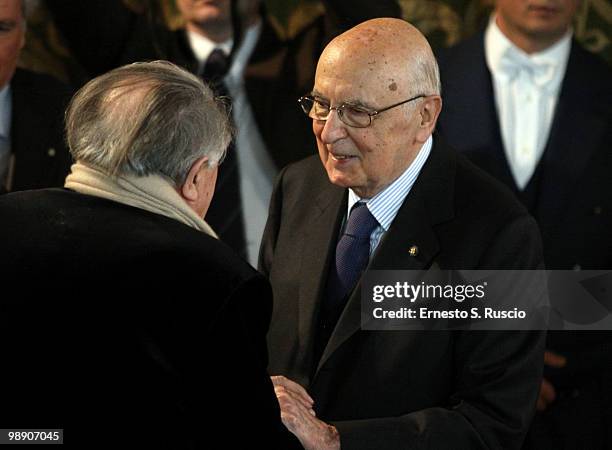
top-left (442, 33), bottom-right (516, 191)
top-left (10, 73), bottom-right (40, 189)
top-left (314, 139), bottom-right (455, 377)
top-left (471, 35), bottom-right (518, 192)
top-left (298, 184), bottom-right (346, 371)
top-left (536, 42), bottom-right (605, 227)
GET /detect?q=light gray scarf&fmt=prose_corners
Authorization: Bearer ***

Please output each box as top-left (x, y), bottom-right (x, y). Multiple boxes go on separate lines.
top-left (65, 162), bottom-right (218, 238)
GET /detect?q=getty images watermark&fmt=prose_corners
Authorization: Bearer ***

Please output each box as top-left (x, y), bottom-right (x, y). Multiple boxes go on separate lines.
top-left (361, 270), bottom-right (612, 330)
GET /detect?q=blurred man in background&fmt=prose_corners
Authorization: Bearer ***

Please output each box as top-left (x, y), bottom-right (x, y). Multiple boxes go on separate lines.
top-left (0, 0), bottom-right (71, 193)
top-left (437, 1), bottom-right (612, 448)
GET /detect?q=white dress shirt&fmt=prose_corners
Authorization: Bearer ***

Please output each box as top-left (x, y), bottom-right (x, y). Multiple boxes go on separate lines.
top-left (485, 15), bottom-right (571, 189)
top-left (188, 23), bottom-right (277, 266)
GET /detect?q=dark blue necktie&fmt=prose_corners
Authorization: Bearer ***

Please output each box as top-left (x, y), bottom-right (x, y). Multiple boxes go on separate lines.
top-left (201, 48), bottom-right (230, 85)
top-left (316, 202), bottom-right (379, 363)
top-left (201, 49), bottom-right (247, 258)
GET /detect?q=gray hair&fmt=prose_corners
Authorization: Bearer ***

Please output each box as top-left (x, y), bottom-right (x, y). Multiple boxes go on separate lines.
top-left (398, 43), bottom-right (441, 118)
top-left (407, 44), bottom-right (441, 98)
top-left (65, 60), bottom-right (232, 186)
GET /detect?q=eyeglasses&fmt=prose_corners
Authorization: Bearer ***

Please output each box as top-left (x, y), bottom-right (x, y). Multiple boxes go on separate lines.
top-left (298, 94), bottom-right (426, 128)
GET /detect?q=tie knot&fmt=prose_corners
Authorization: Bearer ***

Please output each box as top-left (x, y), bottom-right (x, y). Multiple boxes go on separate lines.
top-left (499, 48), bottom-right (556, 87)
top-left (202, 48), bottom-right (230, 82)
top-left (344, 203), bottom-right (379, 239)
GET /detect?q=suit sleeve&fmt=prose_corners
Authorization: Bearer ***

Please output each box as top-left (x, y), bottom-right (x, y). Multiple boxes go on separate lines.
top-left (332, 215), bottom-right (546, 450)
top-left (225, 272), bottom-right (307, 449)
top-left (215, 275), bottom-right (287, 447)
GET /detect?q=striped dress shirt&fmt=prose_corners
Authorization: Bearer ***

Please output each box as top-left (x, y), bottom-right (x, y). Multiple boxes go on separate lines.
top-left (347, 135), bottom-right (432, 256)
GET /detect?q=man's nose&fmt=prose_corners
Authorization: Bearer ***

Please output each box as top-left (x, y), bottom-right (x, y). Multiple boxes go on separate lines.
top-left (320, 109), bottom-right (347, 144)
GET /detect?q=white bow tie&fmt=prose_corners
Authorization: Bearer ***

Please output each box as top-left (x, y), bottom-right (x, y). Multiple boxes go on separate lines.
top-left (498, 48), bottom-right (557, 88)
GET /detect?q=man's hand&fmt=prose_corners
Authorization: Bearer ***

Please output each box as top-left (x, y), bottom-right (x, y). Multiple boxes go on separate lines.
top-left (536, 351), bottom-right (567, 411)
top-left (272, 376), bottom-right (315, 413)
top-left (271, 375), bottom-right (340, 450)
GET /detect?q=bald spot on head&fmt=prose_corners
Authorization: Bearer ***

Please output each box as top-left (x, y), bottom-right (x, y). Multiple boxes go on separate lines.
top-left (317, 18), bottom-right (436, 103)
top-left (102, 79), bottom-right (156, 124)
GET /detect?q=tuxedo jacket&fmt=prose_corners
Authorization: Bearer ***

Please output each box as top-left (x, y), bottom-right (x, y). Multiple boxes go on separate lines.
top-left (260, 139), bottom-right (546, 450)
top-left (437, 34), bottom-right (612, 448)
top-left (0, 188), bottom-right (285, 449)
top-left (436, 34), bottom-right (612, 271)
top-left (8, 68), bottom-right (72, 191)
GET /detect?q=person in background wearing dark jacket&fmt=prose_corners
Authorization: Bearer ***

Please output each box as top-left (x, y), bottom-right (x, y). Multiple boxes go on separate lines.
top-left (0, 0), bottom-right (71, 193)
top-left (437, 1), bottom-right (612, 448)
top-left (0, 60), bottom-right (284, 449)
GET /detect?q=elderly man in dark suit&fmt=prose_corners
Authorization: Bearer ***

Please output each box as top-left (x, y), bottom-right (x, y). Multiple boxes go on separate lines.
top-left (0, 61), bottom-right (284, 449)
top-left (436, 1), bottom-right (612, 448)
top-left (260, 18), bottom-right (546, 450)
top-left (0, 0), bottom-right (71, 193)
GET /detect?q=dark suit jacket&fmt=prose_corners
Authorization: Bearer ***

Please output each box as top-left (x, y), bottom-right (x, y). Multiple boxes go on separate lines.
top-left (260, 139), bottom-right (546, 449)
top-left (0, 189), bottom-right (284, 449)
top-left (437, 34), bottom-right (612, 448)
top-left (436, 34), bottom-right (612, 271)
top-left (8, 68), bottom-right (72, 191)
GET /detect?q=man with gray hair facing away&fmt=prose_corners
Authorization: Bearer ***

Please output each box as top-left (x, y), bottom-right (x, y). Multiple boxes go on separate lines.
top-left (0, 61), bottom-right (284, 449)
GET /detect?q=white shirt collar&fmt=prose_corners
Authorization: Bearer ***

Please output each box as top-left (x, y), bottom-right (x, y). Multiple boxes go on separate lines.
top-left (0, 84), bottom-right (11, 138)
top-left (485, 14), bottom-right (572, 91)
top-left (186, 29), bottom-right (233, 71)
top-left (348, 135), bottom-right (433, 231)
top-left (186, 21), bottom-right (262, 81)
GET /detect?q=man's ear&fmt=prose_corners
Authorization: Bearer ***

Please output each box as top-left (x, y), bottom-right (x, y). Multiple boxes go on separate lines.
top-left (416, 95), bottom-right (442, 141)
top-left (181, 156), bottom-right (209, 202)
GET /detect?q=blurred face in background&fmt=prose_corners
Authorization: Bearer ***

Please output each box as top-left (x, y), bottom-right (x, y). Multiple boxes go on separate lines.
top-left (176, 0), bottom-right (232, 28)
top-left (176, 0), bottom-right (260, 41)
top-left (495, 0), bottom-right (579, 52)
top-left (0, 0), bottom-right (24, 89)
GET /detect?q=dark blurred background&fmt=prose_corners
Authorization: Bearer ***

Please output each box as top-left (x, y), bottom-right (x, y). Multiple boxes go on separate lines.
top-left (20, 0), bottom-right (611, 85)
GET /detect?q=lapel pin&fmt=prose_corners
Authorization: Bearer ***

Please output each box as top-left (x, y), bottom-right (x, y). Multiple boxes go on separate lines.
top-left (409, 245), bottom-right (418, 257)
top-left (47, 147), bottom-right (56, 157)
